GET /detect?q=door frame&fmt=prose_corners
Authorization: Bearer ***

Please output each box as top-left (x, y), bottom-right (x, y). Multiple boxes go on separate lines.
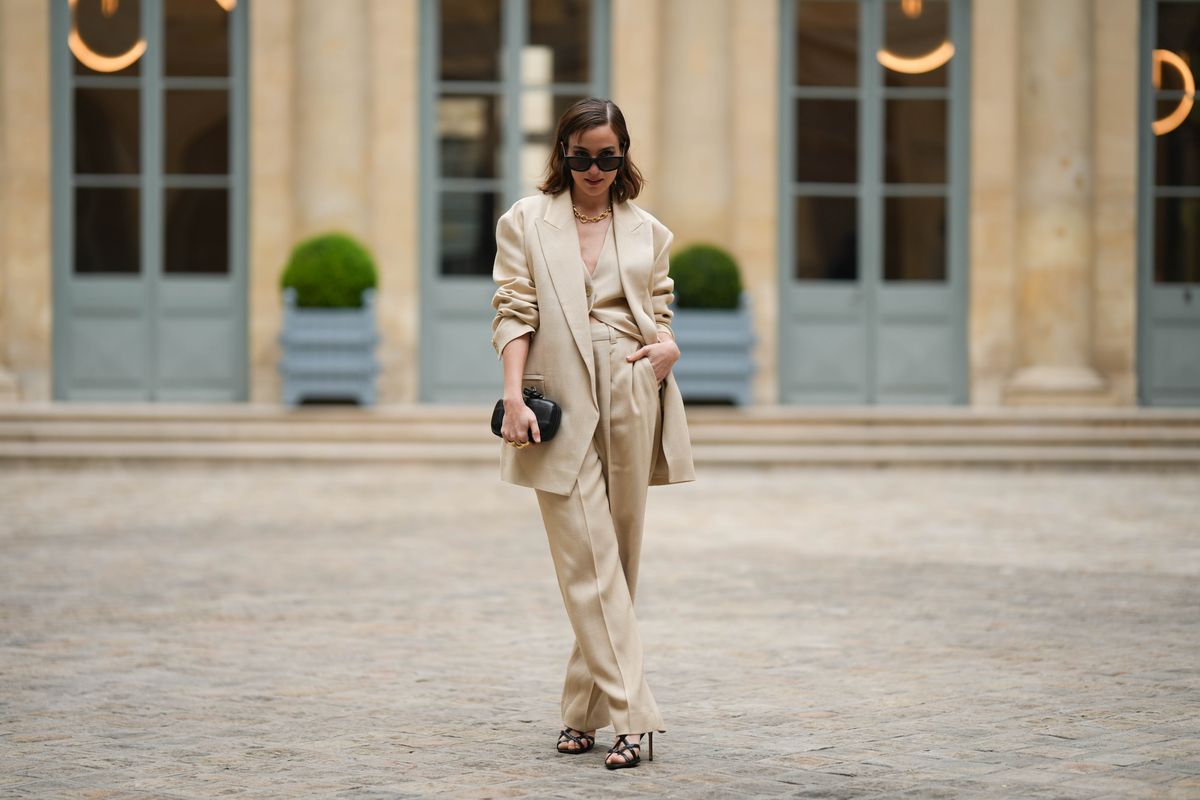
top-left (417, 0), bottom-right (610, 402)
top-left (50, 0), bottom-right (249, 401)
top-left (1136, 0), bottom-right (1200, 406)
top-left (776, 0), bottom-right (971, 405)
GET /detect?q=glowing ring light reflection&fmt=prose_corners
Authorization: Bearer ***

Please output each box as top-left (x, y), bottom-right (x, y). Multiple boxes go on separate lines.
top-left (68, 0), bottom-right (236, 74)
top-left (1152, 49), bottom-right (1195, 137)
top-left (68, 0), bottom-right (146, 73)
top-left (876, 41), bottom-right (955, 75)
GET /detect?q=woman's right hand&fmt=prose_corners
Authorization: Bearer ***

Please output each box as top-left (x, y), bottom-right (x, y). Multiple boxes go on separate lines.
top-left (501, 397), bottom-right (541, 445)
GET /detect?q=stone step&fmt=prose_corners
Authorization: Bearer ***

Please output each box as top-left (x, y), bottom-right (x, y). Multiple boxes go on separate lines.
top-left (1, 403), bottom-right (1197, 468)
top-left (1, 420), bottom-right (1198, 447)
top-left (3, 402), bottom-right (1200, 427)
top-left (0, 440), bottom-right (1197, 468)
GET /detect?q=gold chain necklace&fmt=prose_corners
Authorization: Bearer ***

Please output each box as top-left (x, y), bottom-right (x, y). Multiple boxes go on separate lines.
top-left (572, 204), bottom-right (613, 224)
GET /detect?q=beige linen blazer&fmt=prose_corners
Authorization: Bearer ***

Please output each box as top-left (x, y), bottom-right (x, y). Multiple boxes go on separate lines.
top-left (490, 190), bottom-right (697, 497)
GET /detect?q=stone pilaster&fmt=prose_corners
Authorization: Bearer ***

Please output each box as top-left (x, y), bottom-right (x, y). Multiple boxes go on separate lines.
top-left (248, 0), bottom-right (296, 403)
top-left (293, 0), bottom-right (370, 238)
top-left (367, 0), bottom-right (420, 403)
top-left (0, 0), bottom-right (51, 401)
top-left (1006, 0), bottom-right (1107, 403)
top-left (656, 0), bottom-right (733, 247)
top-left (731, 0), bottom-right (778, 405)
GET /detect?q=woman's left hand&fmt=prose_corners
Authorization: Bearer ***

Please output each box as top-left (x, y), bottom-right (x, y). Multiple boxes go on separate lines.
top-left (627, 339), bottom-right (680, 383)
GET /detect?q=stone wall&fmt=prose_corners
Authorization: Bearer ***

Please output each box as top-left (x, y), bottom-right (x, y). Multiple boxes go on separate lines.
top-left (0, 0), bottom-right (1148, 407)
top-left (969, 0), bottom-right (1138, 406)
top-left (0, 0), bottom-right (52, 401)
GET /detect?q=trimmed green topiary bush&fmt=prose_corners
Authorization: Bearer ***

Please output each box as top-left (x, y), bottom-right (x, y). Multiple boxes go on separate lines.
top-left (280, 232), bottom-right (378, 308)
top-left (668, 243), bottom-right (743, 310)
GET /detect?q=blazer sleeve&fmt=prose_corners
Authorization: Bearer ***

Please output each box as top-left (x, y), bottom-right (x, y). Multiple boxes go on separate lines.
top-left (490, 204), bottom-right (539, 359)
top-left (650, 222), bottom-right (676, 341)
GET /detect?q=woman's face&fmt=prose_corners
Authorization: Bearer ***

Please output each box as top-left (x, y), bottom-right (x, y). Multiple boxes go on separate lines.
top-left (566, 124), bottom-right (622, 205)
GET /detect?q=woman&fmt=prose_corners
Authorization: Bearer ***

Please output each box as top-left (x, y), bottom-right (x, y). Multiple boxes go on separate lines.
top-left (490, 97), bottom-right (695, 770)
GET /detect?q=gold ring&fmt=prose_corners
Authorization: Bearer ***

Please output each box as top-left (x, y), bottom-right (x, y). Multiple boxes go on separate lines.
top-left (513, 441), bottom-right (530, 449)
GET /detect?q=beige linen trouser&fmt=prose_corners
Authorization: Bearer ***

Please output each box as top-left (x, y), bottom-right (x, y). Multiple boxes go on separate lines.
top-left (534, 318), bottom-right (666, 736)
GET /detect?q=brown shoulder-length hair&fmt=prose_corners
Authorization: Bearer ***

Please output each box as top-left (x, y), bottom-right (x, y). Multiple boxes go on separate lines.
top-left (537, 97), bottom-right (645, 202)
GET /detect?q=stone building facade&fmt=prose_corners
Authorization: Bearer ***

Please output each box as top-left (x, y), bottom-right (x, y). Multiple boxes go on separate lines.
top-left (0, 0), bottom-right (1196, 406)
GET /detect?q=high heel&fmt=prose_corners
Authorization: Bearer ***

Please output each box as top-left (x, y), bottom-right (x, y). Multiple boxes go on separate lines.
top-left (605, 731), bottom-right (652, 769)
top-left (556, 727), bottom-right (595, 754)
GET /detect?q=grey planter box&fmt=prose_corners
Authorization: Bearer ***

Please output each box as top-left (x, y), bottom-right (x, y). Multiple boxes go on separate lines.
top-left (670, 291), bottom-right (756, 405)
top-left (279, 286), bottom-right (380, 406)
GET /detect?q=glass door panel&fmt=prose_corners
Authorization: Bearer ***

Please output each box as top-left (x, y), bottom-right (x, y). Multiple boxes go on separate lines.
top-left (53, 0), bottom-right (245, 400)
top-left (1138, 0), bottom-right (1200, 404)
top-left (422, 0), bottom-right (608, 400)
top-left (781, 0), bottom-right (967, 404)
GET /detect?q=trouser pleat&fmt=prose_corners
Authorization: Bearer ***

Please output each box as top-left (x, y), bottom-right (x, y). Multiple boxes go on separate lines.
top-left (535, 320), bottom-right (664, 735)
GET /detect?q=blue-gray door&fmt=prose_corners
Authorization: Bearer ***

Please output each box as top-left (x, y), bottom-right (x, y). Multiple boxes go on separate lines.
top-left (1138, 0), bottom-right (1200, 406)
top-left (779, 0), bottom-right (969, 404)
top-left (419, 0), bottom-right (609, 402)
top-left (51, 0), bottom-right (248, 402)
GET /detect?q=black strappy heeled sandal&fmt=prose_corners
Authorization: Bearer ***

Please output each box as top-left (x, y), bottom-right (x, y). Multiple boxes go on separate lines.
top-left (604, 732), bottom-right (652, 769)
top-left (556, 727), bottom-right (595, 754)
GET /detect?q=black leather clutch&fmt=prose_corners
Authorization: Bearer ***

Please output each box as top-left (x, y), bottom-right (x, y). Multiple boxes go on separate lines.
top-left (491, 386), bottom-right (562, 442)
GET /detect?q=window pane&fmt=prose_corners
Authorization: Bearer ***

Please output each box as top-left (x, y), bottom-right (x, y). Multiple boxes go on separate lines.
top-left (794, 0), bottom-right (858, 87)
top-left (75, 188), bottom-right (139, 274)
top-left (883, 0), bottom-right (950, 88)
top-left (794, 196), bottom-right (857, 280)
top-left (1154, 97), bottom-right (1200, 186)
top-left (885, 99), bottom-right (946, 184)
top-left (165, 0), bottom-right (230, 77)
top-left (165, 188), bottom-right (228, 274)
top-left (74, 88), bottom-right (140, 174)
top-left (439, 95), bottom-right (502, 178)
top-left (884, 196), bottom-right (946, 281)
top-left (440, 0), bottom-right (502, 82)
top-left (795, 99), bottom-right (857, 183)
top-left (1155, 197), bottom-right (1200, 283)
top-left (165, 90), bottom-right (229, 174)
top-left (72, 0), bottom-right (142, 76)
top-left (1156, 2), bottom-right (1200, 88)
top-left (528, 0), bottom-right (591, 85)
top-left (440, 192), bottom-right (500, 276)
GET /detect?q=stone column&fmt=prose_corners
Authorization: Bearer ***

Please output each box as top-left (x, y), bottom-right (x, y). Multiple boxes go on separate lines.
top-left (0, 3), bottom-right (12, 401)
top-left (249, 0), bottom-right (297, 402)
top-left (293, 0), bottom-right (369, 238)
top-left (0, 0), bottom-right (52, 402)
top-left (656, 0), bottom-right (733, 246)
top-left (1006, 0), bottom-right (1106, 402)
top-left (611, 0), bottom-right (663, 210)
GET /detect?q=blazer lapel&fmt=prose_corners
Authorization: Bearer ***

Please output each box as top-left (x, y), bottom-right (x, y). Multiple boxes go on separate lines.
top-left (612, 201), bottom-right (660, 347)
top-left (534, 191), bottom-right (596, 388)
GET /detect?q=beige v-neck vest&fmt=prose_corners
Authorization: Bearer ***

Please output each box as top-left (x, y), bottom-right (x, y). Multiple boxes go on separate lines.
top-left (582, 222), bottom-right (643, 341)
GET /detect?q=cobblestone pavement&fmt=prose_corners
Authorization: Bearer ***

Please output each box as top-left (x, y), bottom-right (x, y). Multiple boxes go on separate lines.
top-left (1, 463), bottom-right (1198, 799)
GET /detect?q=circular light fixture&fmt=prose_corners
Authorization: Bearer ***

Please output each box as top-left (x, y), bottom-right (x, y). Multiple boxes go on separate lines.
top-left (1152, 49), bottom-right (1195, 137)
top-left (68, 0), bottom-right (236, 74)
top-left (877, 41), bottom-right (955, 75)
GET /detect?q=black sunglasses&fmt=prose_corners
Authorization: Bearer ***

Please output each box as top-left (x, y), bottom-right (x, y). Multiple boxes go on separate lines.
top-left (561, 147), bottom-right (624, 172)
